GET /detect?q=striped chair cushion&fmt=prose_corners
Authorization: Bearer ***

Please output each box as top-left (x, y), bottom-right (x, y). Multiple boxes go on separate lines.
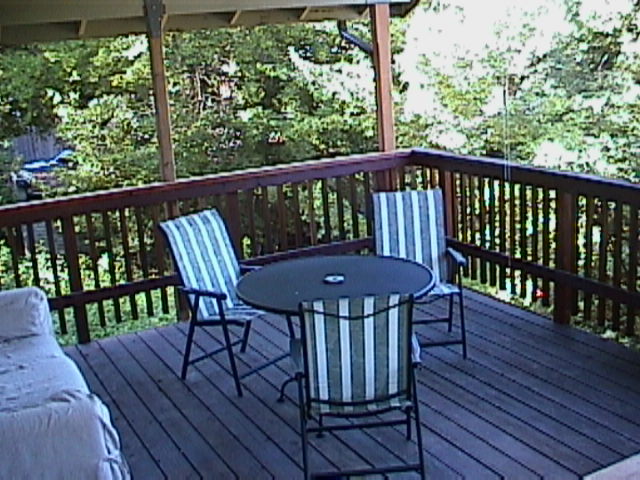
top-left (299, 295), bottom-right (415, 415)
top-left (373, 188), bottom-right (458, 294)
top-left (160, 209), bottom-right (253, 321)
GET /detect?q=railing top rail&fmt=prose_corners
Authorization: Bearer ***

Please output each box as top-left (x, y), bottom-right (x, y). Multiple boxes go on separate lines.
top-left (411, 148), bottom-right (640, 202)
top-left (0, 150), bottom-right (411, 226)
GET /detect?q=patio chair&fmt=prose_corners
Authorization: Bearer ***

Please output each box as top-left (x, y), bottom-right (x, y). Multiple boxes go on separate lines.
top-left (373, 188), bottom-right (468, 358)
top-left (159, 209), bottom-right (262, 396)
top-left (294, 294), bottom-right (425, 480)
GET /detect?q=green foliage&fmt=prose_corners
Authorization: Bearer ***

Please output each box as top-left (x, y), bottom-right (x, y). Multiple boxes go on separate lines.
top-left (0, 237), bottom-right (176, 345)
top-left (0, 24), bottom-right (381, 196)
top-left (398, 0), bottom-right (640, 182)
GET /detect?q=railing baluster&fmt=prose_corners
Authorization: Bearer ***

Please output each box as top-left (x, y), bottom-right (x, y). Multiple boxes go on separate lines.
top-left (102, 211), bottom-right (123, 324)
top-left (276, 186), bottom-right (288, 251)
top-left (364, 173), bottom-right (373, 238)
top-left (531, 187), bottom-right (540, 302)
top-left (320, 179), bottom-right (331, 243)
top-left (151, 205), bottom-right (170, 314)
top-left (6, 227), bottom-right (23, 288)
top-left (348, 175), bottom-right (360, 239)
top-left (498, 177), bottom-right (507, 290)
top-left (554, 191), bottom-right (577, 324)
top-left (627, 206), bottom-right (638, 336)
top-left (85, 213), bottom-right (106, 327)
top-left (583, 196), bottom-right (595, 324)
top-left (479, 176), bottom-right (487, 284)
top-left (61, 215), bottom-right (89, 343)
top-left (336, 177), bottom-right (346, 241)
top-left (225, 192), bottom-right (242, 256)
top-left (469, 175), bottom-right (478, 281)
top-left (460, 173), bottom-right (468, 252)
top-left (611, 202), bottom-right (624, 330)
top-left (542, 188), bottom-right (551, 307)
top-left (261, 186), bottom-right (273, 253)
top-left (134, 207), bottom-right (154, 317)
top-left (519, 184), bottom-right (528, 299)
top-left (245, 190), bottom-right (258, 256)
top-left (508, 180), bottom-right (516, 295)
top-left (24, 222), bottom-right (40, 286)
top-left (597, 199), bottom-right (610, 327)
top-left (307, 180), bottom-right (317, 245)
top-left (118, 209), bottom-right (138, 320)
top-left (291, 184), bottom-right (303, 247)
top-left (488, 177), bottom-right (496, 286)
top-left (45, 219), bottom-right (66, 333)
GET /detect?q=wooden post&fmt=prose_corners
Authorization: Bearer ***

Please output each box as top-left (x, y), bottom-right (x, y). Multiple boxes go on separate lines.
top-left (145, 0), bottom-right (176, 183)
top-left (61, 215), bottom-right (90, 343)
top-left (554, 191), bottom-right (577, 324)
top-left (441, 170), bottom-right (457, 238)
top-left (370, 4), bottom-right (396, 191)
top-left (224, 192), bottom-right (242, 258)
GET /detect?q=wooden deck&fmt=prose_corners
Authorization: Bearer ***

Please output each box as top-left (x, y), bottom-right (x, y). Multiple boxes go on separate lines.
top-left (65, 290), bottom-right (640, 479)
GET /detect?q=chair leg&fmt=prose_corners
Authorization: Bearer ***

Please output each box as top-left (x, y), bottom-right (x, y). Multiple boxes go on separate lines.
top-left (316, 414), bottom-right (325, 438)
top-left (240, 320), bottom-right (252, 353)
top-left (181, 317), bottom-right (197, 380)
top-left (447, 294), bottom-right (454, 332)
top-left (286, 314), bottom-right (296, 339)
top-left (278, 376), bottom-right (296, 403)
top-left (405, 406), bottom-right (412, 440)
top-left (297, 374), bottom-right (311, 480)
top-left (412, 372), bottom-right (427, 480)
top-left (221, 321), bottom-right (244, 397)
top-left (459, 291), bottom-right (467, 359)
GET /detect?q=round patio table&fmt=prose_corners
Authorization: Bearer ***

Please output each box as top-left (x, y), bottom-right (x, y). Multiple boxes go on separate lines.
top-left (236, 254), bottom-right (434, 315)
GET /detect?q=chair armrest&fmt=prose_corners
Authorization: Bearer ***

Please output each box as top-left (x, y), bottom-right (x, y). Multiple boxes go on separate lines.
top-left (179, 287), bottom-right (227, 301)
top-left (239, 263), bottom-right (260, 275)
top-left (0, 287), bottom-right (53, 340)
top-left (446, 247), bottom-right (467, 268)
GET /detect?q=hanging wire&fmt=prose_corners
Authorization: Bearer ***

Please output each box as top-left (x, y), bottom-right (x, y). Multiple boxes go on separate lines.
top-left (502, 73), bottom-right (514, 282)
top-left (502, 74), bottom-right (512, 184)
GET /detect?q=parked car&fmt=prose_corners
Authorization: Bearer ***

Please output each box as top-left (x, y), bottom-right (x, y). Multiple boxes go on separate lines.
top-left (10, 149), bottom-right (74, 200)
top-left (21, 149), bottom-right (75, 173)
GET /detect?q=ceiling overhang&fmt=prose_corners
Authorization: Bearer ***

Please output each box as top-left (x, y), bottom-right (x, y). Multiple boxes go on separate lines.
top-left (0, 0), bottom-right (418, 46)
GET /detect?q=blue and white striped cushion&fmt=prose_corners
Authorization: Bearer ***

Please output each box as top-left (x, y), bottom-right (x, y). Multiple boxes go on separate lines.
top-left (300, 295), bottom-right (415, 415)
top-left (373, 189), bottom-right (454, 294)
top-left (160, 209), bottom-right (251, 321)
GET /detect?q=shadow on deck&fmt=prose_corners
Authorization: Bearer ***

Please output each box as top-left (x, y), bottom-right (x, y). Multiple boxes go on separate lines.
top-left (65, 290), bottom-right (640, 479)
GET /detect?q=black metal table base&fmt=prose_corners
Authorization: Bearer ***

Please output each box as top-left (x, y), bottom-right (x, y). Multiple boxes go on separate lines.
top-left (238, 351), bottom-right (290, 380)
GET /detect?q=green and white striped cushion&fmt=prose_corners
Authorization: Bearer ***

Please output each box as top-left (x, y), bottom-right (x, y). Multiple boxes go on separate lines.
top-left (300, 295), bottom-right (414, 415)
top-left (160, 209), bottom-right (246, 320)
top-left (373, 189), bottom-right (458, 293)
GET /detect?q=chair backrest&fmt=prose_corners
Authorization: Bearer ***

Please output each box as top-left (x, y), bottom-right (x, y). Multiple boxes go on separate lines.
top-left (373, 189), bottom-right (448, 284)
top-left (159, 209), bottom-right (241, 319)
top-left (299, 294), bottom-right (414, 412)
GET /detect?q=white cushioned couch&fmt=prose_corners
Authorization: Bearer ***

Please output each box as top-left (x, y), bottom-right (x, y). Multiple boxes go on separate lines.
top-left (0, 287), bottom-right (129, 479)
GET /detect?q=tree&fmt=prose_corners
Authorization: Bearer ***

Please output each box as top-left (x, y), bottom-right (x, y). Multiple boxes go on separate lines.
top-left (0, 22), bottom-right (389, 197)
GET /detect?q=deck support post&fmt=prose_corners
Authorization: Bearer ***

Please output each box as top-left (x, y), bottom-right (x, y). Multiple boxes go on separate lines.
top-left (554, 191), bottom-right (577, 324)
top-left (370, 4), bottom-right (396, 192)
top-left (145, 0), bottom-right (176, 184)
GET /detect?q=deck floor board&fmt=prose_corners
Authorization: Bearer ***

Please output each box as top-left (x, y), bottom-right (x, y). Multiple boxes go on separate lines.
top-left (66, 291), bottom-right (640, 479)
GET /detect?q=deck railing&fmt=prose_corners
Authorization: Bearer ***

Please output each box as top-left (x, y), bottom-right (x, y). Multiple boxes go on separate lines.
top-left (0, 148), bottom-right (638, 343)
top-left (407, 149), bottom-right (640, 335)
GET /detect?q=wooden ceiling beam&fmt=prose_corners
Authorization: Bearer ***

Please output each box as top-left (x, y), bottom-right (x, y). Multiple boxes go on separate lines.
top-left (78, 19), bottom-right (87, 37)
top-left (0, 1), bottom-right (412, 26)
top-left (299, 7), bottom-right (312, 21)
top-left (230, 10), bottom-right (243, 26)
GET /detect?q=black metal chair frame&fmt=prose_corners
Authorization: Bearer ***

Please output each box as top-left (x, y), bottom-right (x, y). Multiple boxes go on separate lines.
top-left (414, 244), bottom-right (468, 358)
top-left (179, 286), bottom-right (252, 396)
top-left (294, 298), bottom-right (426, 480)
